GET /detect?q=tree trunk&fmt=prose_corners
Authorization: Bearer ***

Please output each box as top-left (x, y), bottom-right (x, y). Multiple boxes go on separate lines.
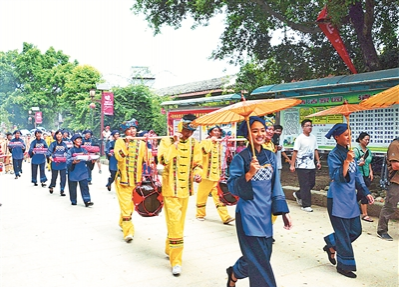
top-left (349, 1), bottom-right (381, 71)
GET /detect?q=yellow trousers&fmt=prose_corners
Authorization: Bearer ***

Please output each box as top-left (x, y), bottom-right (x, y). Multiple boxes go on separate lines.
top-left (164, 196), bottom-right (189, 267)
top-left (4, 156), bottom-right (12, 172)
top-left (196, 179), bottom-right (231, 223)
top-left (115, 178), bottom-right (135, 239)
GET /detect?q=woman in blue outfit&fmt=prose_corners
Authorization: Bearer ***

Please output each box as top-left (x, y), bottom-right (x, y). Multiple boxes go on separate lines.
top-left (29, 130), bottom-right (48, 187)
top-left (105, 130), bottom-right (119, 191)
top-left (322, 124), bottom-right (374, 278)
top-left (9, 130), bottom-right (26, 179)
top-left (47, 130), bottom-right (68, 196)
top-left (226, 116), bottom-right (292, 287)
top-left (82, 130), bottom-right (95, 185)
top-left (66, 134), bottom-right (94, 207)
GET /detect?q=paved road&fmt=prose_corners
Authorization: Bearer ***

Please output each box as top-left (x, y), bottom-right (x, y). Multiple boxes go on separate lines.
top-left (1, 162), bottom-right (398, 287)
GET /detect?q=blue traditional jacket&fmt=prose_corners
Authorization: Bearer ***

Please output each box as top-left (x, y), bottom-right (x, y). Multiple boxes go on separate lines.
top-left (228, 146), bottom-right (289, 237)
top-left (327, 144), bottom-right (370, 218)
top-left (9, 138), bottom-right (26, 160)
top-left (48, 140), bottom-right (68, 170)
top-left (106, 140), bottom-right (117, 171)
top-left (29, 139), bottom-right (48, 165)
top-left (67, 146), bottom-right (89, 181)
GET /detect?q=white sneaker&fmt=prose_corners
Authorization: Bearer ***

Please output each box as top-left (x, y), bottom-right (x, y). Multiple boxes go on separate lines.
top-left (301, 207), bottom-right (313, 212)
top-left (293, 192), bottom-right (302, 206)
top-left (124, 235), bottom-right (134, 243)
top-left (172, 265), bottom-right (181, 276)
top-left (196, 217), bottom-right (205, 221)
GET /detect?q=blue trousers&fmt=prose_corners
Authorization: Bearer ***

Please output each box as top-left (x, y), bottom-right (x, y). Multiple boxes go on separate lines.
top-left (68, 178), bottom-right (91, 204)
top-left (50, 169), bottom-right (67, 192)
top-left (12, 158), bottom-right (23, 176)
top-left (233, 212), bottom-right (276, 287)
top-left (324, 198), bottom-right (361, 272)
top-left (31, 162), bottom-right (47, 183)
top-left (87, 165), bottom-right (92, 182)
top-left (106, 170), bottom-right (117, 187)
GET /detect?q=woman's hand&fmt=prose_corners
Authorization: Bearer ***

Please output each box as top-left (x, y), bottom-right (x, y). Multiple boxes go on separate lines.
top-left (282, 213), bottom-right (293, 230)
top-left (367, 194), bottom-right (375, 205)
top-left (245, 157), bottom-right (260, 181)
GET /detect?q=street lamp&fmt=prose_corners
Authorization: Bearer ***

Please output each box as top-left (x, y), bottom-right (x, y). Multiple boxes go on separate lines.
top-left (89, 84), bottom-right (111, 156)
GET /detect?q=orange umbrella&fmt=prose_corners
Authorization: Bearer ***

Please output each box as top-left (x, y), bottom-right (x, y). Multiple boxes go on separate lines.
top-left (360, 84), bottom-right (399, 108)
top-left (193, 98), bottom-right (302, 155)
top-left (305, 100), bottom-right (372, 148)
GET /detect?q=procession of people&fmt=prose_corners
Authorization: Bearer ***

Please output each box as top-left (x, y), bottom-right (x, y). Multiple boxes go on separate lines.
top-left (0, 112), bottom-right (396, 286)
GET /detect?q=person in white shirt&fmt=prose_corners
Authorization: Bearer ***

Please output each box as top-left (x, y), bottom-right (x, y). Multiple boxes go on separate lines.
top-left (273, 125), bottom-right (291, 179)
top-left (289, 119), bottom-right (321, 212)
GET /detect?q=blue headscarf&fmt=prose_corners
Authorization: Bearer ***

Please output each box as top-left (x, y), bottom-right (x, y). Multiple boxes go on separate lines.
top-left (111, 130), bottom-right (119, 136)
top-left (325, 123), bottom-right (348, 139)
top-left (82, 130), bottom-right (93, 136)
top-left (120, 118), bottom-right (138, 132)
top-left (71, 133), bottom-right (82, 142)
top-left (237, 116), bottom-right (266, 138)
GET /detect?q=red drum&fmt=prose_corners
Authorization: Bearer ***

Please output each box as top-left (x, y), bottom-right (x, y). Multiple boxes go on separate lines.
top-left (133, 178), bottom-right (163, 217)
top-left (33, 147), bottom-right (48, 154)
top-left (217, 180), bottom-right (239, 206)
top-left (81, 145), bottom-right (100, 153)
top-left (53, 157), bottom-right (67, 163)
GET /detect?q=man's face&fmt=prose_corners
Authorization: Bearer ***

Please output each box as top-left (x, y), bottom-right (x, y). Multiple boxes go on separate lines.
top-left (274, 128), bottom-right (282, 136)
top-left (7, 135), bottom-right (12, 140)
top-left (15, 132), bottom-right (20, 139)
top-left (125, 127), bottom-right (137, 137)
top-left (181, 128), bottom-right (194, 140)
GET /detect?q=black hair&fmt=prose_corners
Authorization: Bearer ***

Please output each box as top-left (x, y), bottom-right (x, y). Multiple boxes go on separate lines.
top-left (273, 124), bottom-right (283, 131)
top-left (182, 113), bottom-right (197, 121)
top-left (301, 119), bottom-right (312, 127)
top-left (356, 132), bottom-right (370, 143)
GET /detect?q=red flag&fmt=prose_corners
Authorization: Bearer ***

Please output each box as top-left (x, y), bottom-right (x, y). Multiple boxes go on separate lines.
top-left (317, 7), bottom-right (357, 74)
top-left (102, 92), bottom-right (114, 116)
top-left (35, 111), bottom-right (43, 124)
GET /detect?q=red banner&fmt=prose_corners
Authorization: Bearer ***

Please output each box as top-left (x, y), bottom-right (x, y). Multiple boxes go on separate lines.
top-left (102, 92), bottom-right (114, 115)
top-left (35, 111), bottom-right (43, 124)
top-left (317, 7), bottom-right (357, 74)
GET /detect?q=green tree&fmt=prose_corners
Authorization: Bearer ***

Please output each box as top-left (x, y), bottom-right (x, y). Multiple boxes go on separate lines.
top-left (133, 0), bottom-right (398, 77)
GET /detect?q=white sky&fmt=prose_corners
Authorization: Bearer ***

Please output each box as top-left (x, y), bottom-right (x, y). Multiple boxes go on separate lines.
top-left (0, 0), bottom-right (243, 89)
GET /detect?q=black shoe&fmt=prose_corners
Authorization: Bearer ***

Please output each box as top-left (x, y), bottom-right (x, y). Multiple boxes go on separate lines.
top-left (49, 187), bottom-right (53, 194)
top-left (106, 185), bottom-right (111, 191)
top-left (84, 201), bottom-right (94, 207)
top-left (18, 174), bottom-right (21, 177)
top-left (41, 183), bottom-right (47, 187)
top-left (60, 192), bottom-right (66, 197)
top-left (15, 176), bottom-right (18, 179)
top-left (226, 267), bottom-right (237, 287)
top-left (323, 245), bottom-right (336, 265)
top-left (71, 203), bottom-right (77, 205)
top-left (88, 182), bottom-right (92, 185)
top-left (34, 183), bottom-right (38, 186)
top-left (377, 232), bottom-right (393, 241)
top-left (337, 268), bottom-right (357, 278)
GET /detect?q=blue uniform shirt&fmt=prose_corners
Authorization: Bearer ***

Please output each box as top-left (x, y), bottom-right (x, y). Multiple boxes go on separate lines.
top-left (48, 140), bottom-right (68, 170)
top-left (9, 138), bottom-right (26, 160)
top-left (29, 139), bottom-right (48, 164)
top-left (67, 146), bottom-right (89, 181)
top-left (327, 144), bottom-right (370, 218)
top-left (228, 146), bottom-right (289, 237)
top-left (106, 140), bottom-right (117, 171)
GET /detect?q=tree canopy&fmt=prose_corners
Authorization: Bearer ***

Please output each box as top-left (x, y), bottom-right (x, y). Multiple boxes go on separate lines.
top-left (133, 0), bottom-right (398, 82)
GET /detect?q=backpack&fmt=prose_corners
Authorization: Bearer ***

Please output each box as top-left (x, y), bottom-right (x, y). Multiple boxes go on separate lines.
top-left (380, 138), bottom-right (399, 190)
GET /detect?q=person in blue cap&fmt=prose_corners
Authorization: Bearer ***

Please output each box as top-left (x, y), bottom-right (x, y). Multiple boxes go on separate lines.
top-left (82, 130), bottom-right (95, 184)
top-left (9, 130), bottom-right (26, 179)
top-left (322, 123), bottom-right (374, 279)
top-left (226, 116), bottom-right (292, 287)
top-left (28, 129), bottom-right (48, 187)
top-left (105, 130), bottom-right (120, 191)
top-left (66, 133), bottom-right (94, 207)
top-left (47, 130), bottom-right (68, 196)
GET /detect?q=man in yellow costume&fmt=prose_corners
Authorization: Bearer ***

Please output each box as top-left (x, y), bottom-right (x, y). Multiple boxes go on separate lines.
top-left (158, 114), bottom-right (203, 276)
top-left (114, 118), bottom-right (146, 243)
top-left (196, 125), bottom-right (234, 224)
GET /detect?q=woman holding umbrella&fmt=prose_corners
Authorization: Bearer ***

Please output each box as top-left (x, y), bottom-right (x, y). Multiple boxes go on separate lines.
top-left (226, 116), bottom-right (292, 287)
top-left (322, 124), bottom-right (374, 278)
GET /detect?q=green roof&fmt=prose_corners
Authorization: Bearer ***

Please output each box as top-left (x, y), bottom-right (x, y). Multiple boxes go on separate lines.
top-left (161, 93), bottom-right (241, 106)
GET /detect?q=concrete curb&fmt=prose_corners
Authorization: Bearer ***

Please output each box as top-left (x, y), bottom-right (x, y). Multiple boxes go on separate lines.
top-left (282, 186), bottom-right (399, 219)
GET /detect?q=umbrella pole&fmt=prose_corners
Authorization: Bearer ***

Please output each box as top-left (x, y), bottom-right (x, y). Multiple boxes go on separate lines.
top-left (245, 119), bottom-right (256, 157)
top-left (345, 115), bottom-right (352, 150)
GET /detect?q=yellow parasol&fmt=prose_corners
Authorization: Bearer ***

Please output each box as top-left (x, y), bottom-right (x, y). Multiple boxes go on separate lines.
top-left (360, 84), bottom-right (399, 108)
top-left (193, 98), bottom-right (302, 156)
top-left (305, 100), bottom-right (373, 149)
